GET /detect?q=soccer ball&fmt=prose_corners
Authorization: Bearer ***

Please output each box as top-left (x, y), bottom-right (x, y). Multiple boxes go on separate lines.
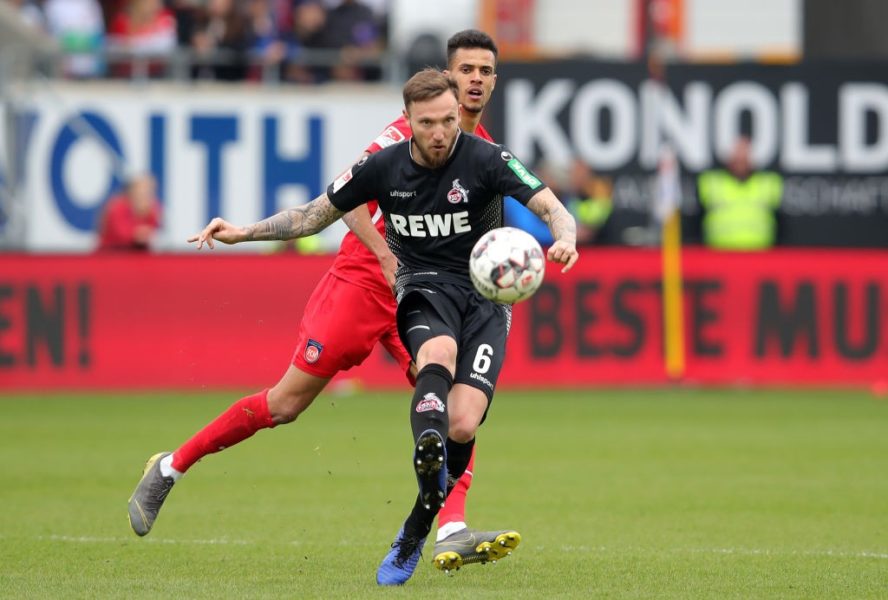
top-left (469, 227), bottom-right (545, 304)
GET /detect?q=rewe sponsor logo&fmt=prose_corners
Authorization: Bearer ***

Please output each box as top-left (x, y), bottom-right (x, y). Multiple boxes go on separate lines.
top-left (390, 210), bottom-right (471, 237)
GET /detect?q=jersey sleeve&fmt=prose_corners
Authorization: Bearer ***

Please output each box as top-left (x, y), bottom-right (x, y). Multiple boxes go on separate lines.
top-left (489, 146), bottom-right (547, 205)
top-left (326, 152), bottom-right (380, 213)
top-left (364, 116), bottom-right (411, 154)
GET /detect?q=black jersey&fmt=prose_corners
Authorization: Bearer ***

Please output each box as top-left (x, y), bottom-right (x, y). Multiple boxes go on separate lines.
top-left (327, 132), bottom-right (545, 286)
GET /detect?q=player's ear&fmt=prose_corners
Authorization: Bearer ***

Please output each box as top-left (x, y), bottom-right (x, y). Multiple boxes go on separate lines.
top-left (491, 73), bottom-right (497, 92)
top-left (402, 108), bottom-right (409, 122)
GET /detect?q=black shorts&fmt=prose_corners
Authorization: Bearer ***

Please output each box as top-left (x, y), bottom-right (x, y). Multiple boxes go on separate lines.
top-left (396, 280), bottom-right (511, 402)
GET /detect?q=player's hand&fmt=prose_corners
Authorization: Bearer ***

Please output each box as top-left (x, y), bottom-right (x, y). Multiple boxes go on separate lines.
top-left (378, 251), bottom-right (399, 294)
top-left (187, 217), bottom-right (247, 249)
top-left (547, 240), bottom-right (579, 273)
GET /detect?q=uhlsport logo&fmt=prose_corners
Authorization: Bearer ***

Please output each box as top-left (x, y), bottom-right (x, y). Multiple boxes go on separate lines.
top-left (506, 158), bottom-right (542, 190)
top-left (470, 371), bottom-right (493, 389)
top-left (304, 339), bottom-right (323, 364)
top-left (415, 393), bottom-right (445, 413)
top-left (447, 178), bottom-right (469, 204)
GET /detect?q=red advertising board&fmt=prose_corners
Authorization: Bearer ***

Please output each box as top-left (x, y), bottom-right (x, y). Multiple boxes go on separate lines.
top-left (1, 250), bottom-right (886, 391)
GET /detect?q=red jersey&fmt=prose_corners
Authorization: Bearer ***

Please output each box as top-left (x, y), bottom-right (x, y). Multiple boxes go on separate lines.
top-left (328, 116), bottom-right (494, 294)
top-left (97, 196), bottom-right (162, 251)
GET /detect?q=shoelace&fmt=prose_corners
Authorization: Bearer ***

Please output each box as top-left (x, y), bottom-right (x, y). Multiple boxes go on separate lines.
top-left (392, 535), bottom-right (424, 568)
top-left (146, 476), bottom-right (175, 510)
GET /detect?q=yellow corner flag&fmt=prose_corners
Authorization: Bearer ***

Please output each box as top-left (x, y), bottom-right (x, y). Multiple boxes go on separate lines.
top-left (655, 147), bottom-right (686, 380)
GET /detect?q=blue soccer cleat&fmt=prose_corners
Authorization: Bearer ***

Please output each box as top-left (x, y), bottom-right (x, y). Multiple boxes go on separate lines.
top-left (413, 429), bottom-right (447, 510)
top-left (376, 527), bottom-right (427, 586)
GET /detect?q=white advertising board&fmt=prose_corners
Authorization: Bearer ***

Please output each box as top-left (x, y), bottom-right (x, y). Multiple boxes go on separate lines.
top-left (7, 83), bottom-right (403, 252)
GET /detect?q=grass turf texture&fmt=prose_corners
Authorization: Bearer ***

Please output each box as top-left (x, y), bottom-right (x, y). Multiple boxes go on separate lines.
top-left (1, 388), bottom-right (886, 599)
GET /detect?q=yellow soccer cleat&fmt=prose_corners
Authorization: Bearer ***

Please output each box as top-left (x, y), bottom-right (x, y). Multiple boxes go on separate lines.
top-left (432, 528), bottom-right (521, 573)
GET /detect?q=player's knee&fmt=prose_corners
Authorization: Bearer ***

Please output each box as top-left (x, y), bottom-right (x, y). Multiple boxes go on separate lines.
top-left (448, 413), bottom-right (479, 443)
top-left (267, 388), bottom-right (316, 424)
top-left (417, 338), bottom-right (457, 373)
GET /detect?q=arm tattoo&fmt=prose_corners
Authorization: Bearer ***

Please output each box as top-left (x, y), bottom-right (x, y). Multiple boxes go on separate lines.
top-left (243, 194), bottom-right (344, 241)
top-left (527, 193), bottom-right (577, 244)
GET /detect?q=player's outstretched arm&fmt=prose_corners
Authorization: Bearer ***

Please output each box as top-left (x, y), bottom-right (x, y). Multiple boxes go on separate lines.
top-left (526, 188), bottom-right (580, 272)
top-left (342, 205), bottom-right (399, 292)
top-left (188, 193), bottom-right (344, 249)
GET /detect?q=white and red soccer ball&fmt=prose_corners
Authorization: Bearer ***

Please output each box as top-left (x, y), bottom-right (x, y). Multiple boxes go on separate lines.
top-left (469, 227), bottom-right (545, 304)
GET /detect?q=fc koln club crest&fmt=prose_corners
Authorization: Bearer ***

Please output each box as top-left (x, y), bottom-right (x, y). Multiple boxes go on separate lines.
top-left (415, 393), bottom-right (445, 413)
top-left (447, 179), bottom-right (469, 204)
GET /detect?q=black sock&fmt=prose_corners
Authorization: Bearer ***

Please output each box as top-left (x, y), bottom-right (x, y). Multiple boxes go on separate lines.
top-left (445, 437), bottom-right (475, 495)
top-left (409, 363), bottom-right (453, 444)
top-left (403, 496), bottom-right (437, 539)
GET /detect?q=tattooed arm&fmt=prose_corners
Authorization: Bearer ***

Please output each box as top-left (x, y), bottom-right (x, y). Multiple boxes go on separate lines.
top-left (188, 194), bottom-right (345, 249)
top-left (525, 188), bottom-right (580, 272)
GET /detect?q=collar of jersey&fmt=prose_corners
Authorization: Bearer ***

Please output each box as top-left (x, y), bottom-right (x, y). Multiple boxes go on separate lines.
top-left (408, 130), bottom-right (462, 170)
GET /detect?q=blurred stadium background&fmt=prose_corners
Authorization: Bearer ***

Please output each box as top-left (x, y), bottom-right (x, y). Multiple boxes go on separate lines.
top-left (1, 1), bottom-right (887, 598)
top-left (3, 0), bottom-right (887, 390)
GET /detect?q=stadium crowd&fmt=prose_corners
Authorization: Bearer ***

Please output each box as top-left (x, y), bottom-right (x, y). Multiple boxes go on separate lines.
top-left (5, 0), bottom-right (388, 82)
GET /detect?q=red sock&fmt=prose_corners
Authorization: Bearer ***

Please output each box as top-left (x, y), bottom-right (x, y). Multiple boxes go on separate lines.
top-left (171, 389), bottom-right (276, 473)
top-left (439, 445), bottom-right (476, 526)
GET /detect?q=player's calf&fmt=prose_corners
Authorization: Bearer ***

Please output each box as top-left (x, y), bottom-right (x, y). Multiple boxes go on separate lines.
top-left (414, 429), bottom-right (447, 510)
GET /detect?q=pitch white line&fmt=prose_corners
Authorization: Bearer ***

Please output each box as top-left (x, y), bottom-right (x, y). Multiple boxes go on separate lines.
top-left (41, 535), bottom-right (252, 545)
top-left (15, 537), bottom-right (888, 560)
top-left (537, 545), bottom-right (888, 560)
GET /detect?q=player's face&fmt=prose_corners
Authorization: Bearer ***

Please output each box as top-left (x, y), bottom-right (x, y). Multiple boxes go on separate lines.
top-left (445, 48), bottom-right (497, 115)
top-left (405, 92), bottom-right (460, 169)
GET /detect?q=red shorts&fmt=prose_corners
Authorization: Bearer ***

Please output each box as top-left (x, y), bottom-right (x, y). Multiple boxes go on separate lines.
top-left (291, 271), bottom-right (412, 381)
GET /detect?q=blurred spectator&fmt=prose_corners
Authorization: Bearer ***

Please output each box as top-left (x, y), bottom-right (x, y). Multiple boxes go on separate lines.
top-left (44, 0), bottom-right (106, 78)
top-left (284, 1), bottom-right (328, 83)
top-left (324, 0), bottom-right (382, 81)
top-left (565, 159), bottom-right (614, 244)
top-left (107, 0), bottom-right (177, 78)
top-left (96, 173), bottom-right (162, 252)
top-left (697, 136), bottom-right (783, 250)
top-left (168, 0), bottom-right (202, 48)
top-left (245, 0), bottom-right (289, 80)
top-left (8, 0), bottom-right (46, 31)
top-left (190, 0), bottom-right (251, 81)
top-left (284, 0), bottom-right (382, 83)
top-left (505, 158), bottom-right (612, 246)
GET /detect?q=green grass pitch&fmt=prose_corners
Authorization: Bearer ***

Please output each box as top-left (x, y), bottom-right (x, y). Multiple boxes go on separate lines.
top-left (1, 388), bottom-right (886, 598)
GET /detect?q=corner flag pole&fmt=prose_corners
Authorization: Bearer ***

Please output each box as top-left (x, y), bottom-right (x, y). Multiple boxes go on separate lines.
top-left (654, 147), bottom-right (685, 379)
top-left (660, 166), bottom-right (685, 379)
top-left (644, 0), bottom-right (687, 380)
